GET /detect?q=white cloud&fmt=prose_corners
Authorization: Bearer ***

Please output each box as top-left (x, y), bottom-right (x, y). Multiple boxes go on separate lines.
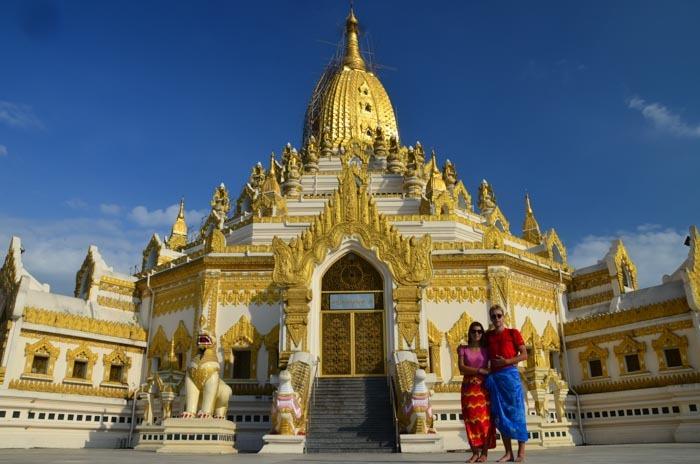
top-left (64, 198), bottom-right (88, 210)
top-left (0, 145), bottom-right (7, 157)
top-left (569, 224), bottom-right (689, 288)
top-left (628, 96), bottom-right (700, 138)
top-left (100, 203), bottom-right (122, 215)
top-left (0, 215), bottom-right (143, 296)
top-left (129, 204), bottom-right (206, 229)
top-left (0, 100), bottom-right (44, 129)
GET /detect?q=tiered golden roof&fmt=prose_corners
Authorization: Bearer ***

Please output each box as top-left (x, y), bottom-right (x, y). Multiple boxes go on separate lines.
top-left (304, 9), bottom-right (399, 148)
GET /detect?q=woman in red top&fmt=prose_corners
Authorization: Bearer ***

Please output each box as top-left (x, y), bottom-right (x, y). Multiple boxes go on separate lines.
top-left (485, 305), bottom-right (528, 462)
top-left (458, 321), bottom-right (496, 462)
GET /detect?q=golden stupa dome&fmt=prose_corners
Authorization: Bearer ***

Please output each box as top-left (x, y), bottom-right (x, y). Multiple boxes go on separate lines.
top-left (303, 10), bottom-right (399, 148)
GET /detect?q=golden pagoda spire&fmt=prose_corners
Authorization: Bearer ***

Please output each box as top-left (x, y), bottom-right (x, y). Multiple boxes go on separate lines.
top-left (522, 193), bottom-right (542, 244)
top-left (343, 8), bottom-right (366, 71)
top-left (168, 198), bottom-right (188, 250)
top-left (262, 153), bottom-right (282, 195)
top-left (425, 151), bottom-right (447, 196)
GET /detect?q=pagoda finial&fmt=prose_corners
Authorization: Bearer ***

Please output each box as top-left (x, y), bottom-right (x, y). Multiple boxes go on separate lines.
top-left (522, 193), bottom-right (542, 244)
top-left (343, 7), bottom-right (366, 71)
top-left (168, 197), bottom-right (188, 250)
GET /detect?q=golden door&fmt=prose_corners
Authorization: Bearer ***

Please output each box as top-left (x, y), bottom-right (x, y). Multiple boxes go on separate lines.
top-left (321, 310), bottom-right (385, 376)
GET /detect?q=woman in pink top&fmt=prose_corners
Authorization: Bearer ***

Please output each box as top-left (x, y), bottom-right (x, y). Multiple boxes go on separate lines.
top-left (458, 321), bottom-right (496, 462)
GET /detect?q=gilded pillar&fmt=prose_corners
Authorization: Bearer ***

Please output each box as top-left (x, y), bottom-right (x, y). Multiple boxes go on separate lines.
top-left (394, 285), bottom-right (426, 366)
top-left (281, 285), bottom-right (311, 365)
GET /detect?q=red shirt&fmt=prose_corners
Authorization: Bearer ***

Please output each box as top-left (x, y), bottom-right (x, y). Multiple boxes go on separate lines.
top-left (486, 328), bottom-right (525, 372)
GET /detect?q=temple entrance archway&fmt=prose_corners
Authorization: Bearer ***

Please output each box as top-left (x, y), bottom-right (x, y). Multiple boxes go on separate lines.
top-left (318, 251), bottom-right (387, 377)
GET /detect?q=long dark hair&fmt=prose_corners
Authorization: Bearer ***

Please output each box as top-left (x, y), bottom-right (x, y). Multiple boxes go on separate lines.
top-left (467, 321), bottom-right (486, 347)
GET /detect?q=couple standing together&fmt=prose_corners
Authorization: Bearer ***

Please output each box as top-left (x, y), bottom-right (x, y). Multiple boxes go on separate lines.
top-left (458, 305), bottom-right (528, 462)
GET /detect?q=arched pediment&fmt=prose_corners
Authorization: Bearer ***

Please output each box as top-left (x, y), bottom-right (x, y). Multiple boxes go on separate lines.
top-left (272, 161), bottom-right (432, 287)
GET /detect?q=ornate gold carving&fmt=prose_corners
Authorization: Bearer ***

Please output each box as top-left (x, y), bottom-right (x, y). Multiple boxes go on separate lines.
top-left (541, 320), bottom-right (560, 351)
top-left (578, 343), bottom-right (609, 381)
top-left (483, 225), bottom-right (505, 250)
top-left (685, 225), bottom-right (700, 310)
top-left (20, 330), bottom-right (144, 354)
top-left (0, 237), bottom-right (21, 314)
top-left (200, 183), bottom-right (231, 238)
top-left (565, 319), bottom-right (693, 349)
top-left (264, 324), bottom-right (280, 376)
top-left (199, 273), bottom-right (220, 333)
top-left (64, 342), bottom-right (97, 381)
top-left (564, 297), bottom-right (690, 335)
top-left (570, 269), bottom-right (610, 292)
top-left (102, 347), bottom-right (131, 384)
top-left (396, 360), bottom-right (418, 395)
top-left (613, 335), bottom-right (647, 374)
top-left (148, 325), bottom-right (169, 359)
top-left (446, 312), bottom-right (472, 380)
top-left (611, 240), bottom-right (638, 292)
top-left (219, 275), bottom-right (281, 306)
top-left (354, 311), bottom-right (384, 375)
top-left (99, 276), bottom-right (136, 297)
top-left (522, 194), bottom-right (542, 244)
top-left (432, 382), bottom-right (461, 393)
top-left (567, 291), bottom-right (614, 310)
top-left (220, 315), bottom-right (263, 378)
top-left (167, 198), bottom-right (188, 250)
top-left (172, 320), bottom-right (192, 353)
top-left (542, 229), bottom-right (567, 265)
top-left (96, 295), bottom-right (136, 312)
top-left (272, 161), bottom-right (433, 288)
top-left (321, 312), bottom-right (352, 376)
top-left (427, 320), bottom-right (443, 380)
top-left (394, 285), bottom-right (422, 351)
top-left (23, 337), bottom-right (59, 378)
top-left (509, 275), bottom-right (557, 313)
top-left (485, 206), bottom-right (510, 233)
top-left (282, 286), bottom-right (311, 350)
top-left (153, 283), bottom-right (197, 316)
top-left (652, 327), bottom-right (690, 370)
top-left (204, 228), bottom-right (227, 253)
top-left (573, 371), bottom-right (700, 395)
top-left (23, 307), bottom-right (147, 341)
top-left (9, 378), bottom-right (131, 398)
top-left (488, 268), bottom-right (513, 326)
top-left (425, 274), bottom-right (487, 303)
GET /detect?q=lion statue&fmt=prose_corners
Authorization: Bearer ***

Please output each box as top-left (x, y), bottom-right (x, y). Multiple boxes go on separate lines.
top-left (181, 330), bottom-right (232, 419)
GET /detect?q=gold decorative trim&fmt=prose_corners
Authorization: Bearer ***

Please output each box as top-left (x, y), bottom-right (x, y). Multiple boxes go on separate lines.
top-left (612, 240), bottom-right (638, 292)
top-left (23, 306), bottom-right (147, 341)
top-left (652, 327), bottom-right (691, 371)
top-left (20, 329), bottom-right (144, 353)
top-left (220, 315), bottom-right (263, 379)
top-left (99, 276), bottom-right (136, 297)
top-left (102, 347), bottom-right (131, 384)
top-left (219, 276), bottom-right (281, 306)
top-left (432, 382), bottom-right (461, 393)
top-left (565, 319), bottom-right (693, 349)
top-left (564, 298), bottom-right (690, 335)
top-left (570, 269), bottom-right (610, 292)
top-left (425, 274), bottom-right (487, 303)
top-left (9, 378), bottom-right (131, 399)
top-left (578, 343), bottom-right (609, 381)
top-left (510, 277), bottom-right (557, 313)
top-left (97, 295), bottom-right (137, 312)
top-left (64, 342), bottom-right (97, 382)
top-left (574, 371), bottom-right (700, 395)
top-left (153, 283), bottom-right (197, 317)
top-left (148, 325), bottom-right (169, 359)
top-left (173, 320), bottom-right (192, 354)
top-left (23, 337), bottom-right (59, 378)
top-left (427, 320), bottom-right (443, 380)
top-left (567, 291), bottom-right (614, 310)
top-left (263, 324), bottom-right (280, 376)
top-left (613, 335), bottom-right (647, 374)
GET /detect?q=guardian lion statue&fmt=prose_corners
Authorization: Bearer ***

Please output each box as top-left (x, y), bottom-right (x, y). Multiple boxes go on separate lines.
top-left (181, 330), bottom-right (232, 419)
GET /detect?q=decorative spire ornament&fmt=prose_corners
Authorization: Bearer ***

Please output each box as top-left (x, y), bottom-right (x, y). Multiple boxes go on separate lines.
top-left (522, 193), bottom-right (542, 244)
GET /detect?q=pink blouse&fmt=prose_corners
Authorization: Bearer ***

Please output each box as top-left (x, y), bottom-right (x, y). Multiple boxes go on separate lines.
top-left (458, 346), bottom-right (488, 370)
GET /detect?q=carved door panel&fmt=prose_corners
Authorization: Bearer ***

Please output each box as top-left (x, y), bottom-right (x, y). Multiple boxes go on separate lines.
top-left (354, 311), bottom-right (384, 375)
top-left (321, 310), bottom-right (385, 376)
top-left (321, 312), bottom-right (352, 376)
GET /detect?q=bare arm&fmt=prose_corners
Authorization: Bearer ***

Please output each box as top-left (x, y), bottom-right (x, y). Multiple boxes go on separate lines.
top-left (493, 345), bottom-right (528, 367)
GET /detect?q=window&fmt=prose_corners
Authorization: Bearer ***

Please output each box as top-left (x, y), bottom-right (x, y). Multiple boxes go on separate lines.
top-left (231, 350), bottom-right (252, 379)
top-left (73, 360), bottom-right (88, 379)
top-left (109, 365), bottom-right (123, 383)
top-left (664, 348), bottom-right (683, 368)
top-left (31, 356), bottom-right (49, 375)
top-left (588, 359), bottom-right (603, 378)
top-left (624, 354), bottom-right (641, 373)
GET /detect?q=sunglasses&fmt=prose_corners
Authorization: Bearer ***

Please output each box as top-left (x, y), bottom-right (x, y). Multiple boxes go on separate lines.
top-left (490, 313), bottom-right (504, 320)
top-left (470, 329), bottom-right (483, 334)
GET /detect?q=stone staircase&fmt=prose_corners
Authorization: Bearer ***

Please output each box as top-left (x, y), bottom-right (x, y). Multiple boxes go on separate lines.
top-left (306, 377), bottom-right (397, 453)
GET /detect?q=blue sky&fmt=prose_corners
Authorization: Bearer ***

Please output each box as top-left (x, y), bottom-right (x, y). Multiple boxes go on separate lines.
top-left (1, 0), bottom-right (698, 295)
